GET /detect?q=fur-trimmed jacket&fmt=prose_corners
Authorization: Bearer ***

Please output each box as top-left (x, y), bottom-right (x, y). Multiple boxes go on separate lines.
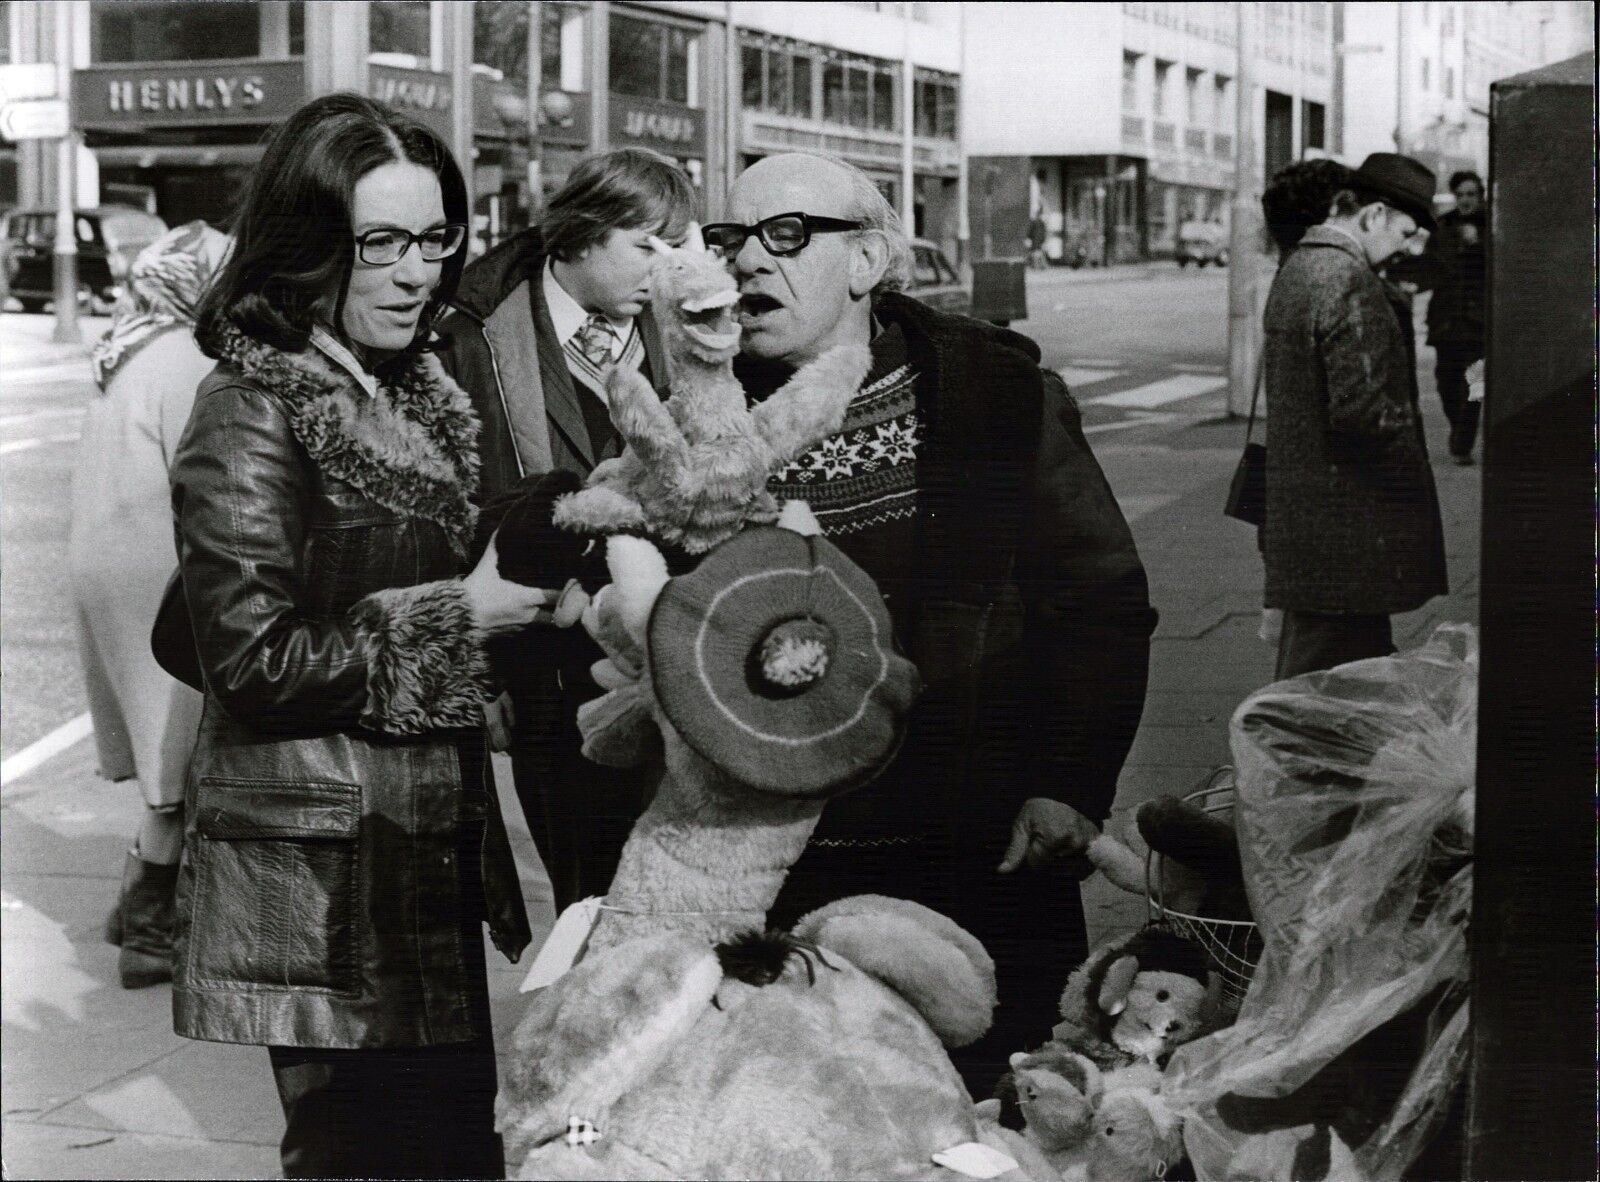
top-left (166, 324), bottom-right (531, 1049)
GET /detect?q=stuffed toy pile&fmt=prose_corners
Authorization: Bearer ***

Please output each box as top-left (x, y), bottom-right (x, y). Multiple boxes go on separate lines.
top-left (497, 515), bottom-right (1053, 1181)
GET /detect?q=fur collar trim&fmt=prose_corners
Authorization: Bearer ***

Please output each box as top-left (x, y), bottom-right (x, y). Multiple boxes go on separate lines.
top-left (211, 324), bottom-right (481, 555)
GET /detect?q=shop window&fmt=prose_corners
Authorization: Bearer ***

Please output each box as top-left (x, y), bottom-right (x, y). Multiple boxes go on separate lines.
top-left (474, 3), bottom-right (580, 90)
top-left (611, 12), bottom-right (698, 107)
top-left (791, 52), bottom-right (813, 118)
top-left (872, 68), bottom-right (896, 131)
top-left (92, 1), bottom-right (272, 62)
top-left (371, 0), bottom-right (431, 60)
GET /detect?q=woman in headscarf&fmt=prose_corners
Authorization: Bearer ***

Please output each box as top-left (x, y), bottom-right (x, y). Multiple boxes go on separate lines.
top-left (69, 219), bottom-right (230, 988)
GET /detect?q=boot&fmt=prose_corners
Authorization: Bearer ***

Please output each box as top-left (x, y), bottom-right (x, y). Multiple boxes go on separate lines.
top-left (114, 851), bottom-right (179, 989)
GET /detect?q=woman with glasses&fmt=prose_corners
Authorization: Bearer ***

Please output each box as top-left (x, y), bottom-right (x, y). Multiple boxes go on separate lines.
top-left (166, 93), bottom-right (546, 1179)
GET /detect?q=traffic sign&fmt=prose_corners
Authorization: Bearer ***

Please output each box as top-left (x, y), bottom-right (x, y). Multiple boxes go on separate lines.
top-left (0, 63), bottom-right (57, 104)
top-left (0, 99), bottom-right (70, 142)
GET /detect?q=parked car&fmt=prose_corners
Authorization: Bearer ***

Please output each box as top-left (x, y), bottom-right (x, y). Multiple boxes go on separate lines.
top-left (3, 206), bottom-right (168, 313)
top-left (1175, 219), bottom-right (1229, 268)
top-left (906, 238), bottom-right (972, 317)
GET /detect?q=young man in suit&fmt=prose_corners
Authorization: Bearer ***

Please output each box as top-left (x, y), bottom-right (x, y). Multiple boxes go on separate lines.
top-left (437, 149), bottom-right (696, 911)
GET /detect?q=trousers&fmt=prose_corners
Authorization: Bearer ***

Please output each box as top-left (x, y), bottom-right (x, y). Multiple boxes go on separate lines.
top-left (1275, 610), bottom-right (1395, 680)
top-left (1434, 341), bottom-right (1484, 457)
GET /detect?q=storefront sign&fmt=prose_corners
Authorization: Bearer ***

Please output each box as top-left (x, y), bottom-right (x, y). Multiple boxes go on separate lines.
top-left (609, 95), bottom-right (705, 155)
top-left (371, 65), bottom-right (452, 142)
top-left (73, 60), bottom-right (304, 129)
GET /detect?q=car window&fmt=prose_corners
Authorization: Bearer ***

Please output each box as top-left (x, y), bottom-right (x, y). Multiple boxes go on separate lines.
top-left (77, 216), bottom-right (98, 244)
top-left (912, 247), bottom-right (941, 288)
top-left (24, 214), bottom-right (54, 246)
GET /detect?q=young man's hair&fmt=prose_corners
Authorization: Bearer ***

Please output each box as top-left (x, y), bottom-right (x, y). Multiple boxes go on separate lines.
top-left (1448, 169), bottom-right (1484, 194)
top-left (1262, 159), bottom-right (1355, 257)
top-left (541, 148), bottom-right (697, 261)
top-left (196, 92), bottom-right (468, 356)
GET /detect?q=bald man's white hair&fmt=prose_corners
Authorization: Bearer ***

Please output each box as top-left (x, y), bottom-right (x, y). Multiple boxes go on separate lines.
top-left (768, 151), bottom-right (913, 296)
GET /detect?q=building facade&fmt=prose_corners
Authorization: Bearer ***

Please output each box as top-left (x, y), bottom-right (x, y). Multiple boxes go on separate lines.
top-left (4, 0), bottom-right (958, 259)
top-left (1337, 0), bottom-right (1595, 188)
top-left (961, 1), bottom-right (1333, 264)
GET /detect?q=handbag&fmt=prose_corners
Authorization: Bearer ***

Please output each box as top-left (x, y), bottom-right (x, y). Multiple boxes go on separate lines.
top-left (1223, 356), bottom-right (1267, 528)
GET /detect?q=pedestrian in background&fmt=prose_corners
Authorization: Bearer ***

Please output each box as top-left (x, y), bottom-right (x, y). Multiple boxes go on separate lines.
top-left (1027, 210), bottom-right (1049, 269)
top-left (1414, 169), bottom-right (1488, 464)
top-left (436, 148), bottom-right (694, 914)
top-left (166, 93), bottom-right (543, 1179)
top-left (716, 151), bottom-right (1156, 1096)
top-left (72, 220), bottom-right (229, 990)
top-left (1261, 153), bottom-right (1448, 680)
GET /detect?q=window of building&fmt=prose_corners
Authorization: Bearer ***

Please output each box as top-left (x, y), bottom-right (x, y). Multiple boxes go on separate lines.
top-left (763, 45), bottom-right (789, 115)
top-left (370, 0), bottom-right (431, 59)
top-left (1445, 65), bottom-right (1455, 98)
top-left (92, 1), bottom-right (301, 62)
top-left (1152, 59), bottom-right (1172, 119)
top-left (1122, 51), bottom-right (1139, 111)
top-left (872, 67), bottom-right (897, 131)
top-left (847, 62), bottom-right (869, 126)
top-left (1214, 74), bottom-right (1232, 130)
top-left (913, 68), bottom-right (957, 139)
top-left (0, 2), bottom-right (11, 65)
top-left (1421, 56), bottom-right (1430, 90)
top-left (1186, 67), bottom-right (1205, 125)
top-left (609, 12), bottom-right (698, 106)
top-left (1301, 98), bottom-right (1325, 152)
top-left (823, 57), bottom-right (846, 123)
top-left (791, 51), bottom-right (813, 117)
top-left (1443, 5), bottom-right (1454, 37)
top-left (474, 3), bottom-right (583, 90)
top-left (742, 42), bottom-right (763, 108)
top-left (1421, 1), bottom-right (1430, 25)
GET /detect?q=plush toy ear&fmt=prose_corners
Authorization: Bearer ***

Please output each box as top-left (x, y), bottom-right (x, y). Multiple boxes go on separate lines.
top-left (974, 1098), bottom-right (1003, 1123)
top-left (793, 894), bottom-right (997, 1047)
top-left (605, 536), bottom-right (671, 645)
top-left (1097, 955), bottom-right (1141, 1017)
top-left (498, 934), bottom-right (721, 1163)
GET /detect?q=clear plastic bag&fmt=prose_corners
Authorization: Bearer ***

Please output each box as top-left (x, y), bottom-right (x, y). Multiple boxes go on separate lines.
top-left (1164, 624), bottom-right (1476, 1182)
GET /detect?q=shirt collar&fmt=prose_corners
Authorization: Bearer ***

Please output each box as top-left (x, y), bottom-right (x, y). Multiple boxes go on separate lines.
top-left (309, 324), bottom-right (379, 399)
top-left (542, 261), bottom-right (633, 352)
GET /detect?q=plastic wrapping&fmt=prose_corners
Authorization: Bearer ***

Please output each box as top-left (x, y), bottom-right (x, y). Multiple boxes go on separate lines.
top-left (1165, 624), bottom-right (1476, 1182)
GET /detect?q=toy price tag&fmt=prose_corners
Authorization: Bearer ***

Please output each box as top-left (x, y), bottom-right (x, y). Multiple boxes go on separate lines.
top-left (519, 896), bottom-right (603, 992)
top-left (932, 1142), bottom-right (1018, 1179)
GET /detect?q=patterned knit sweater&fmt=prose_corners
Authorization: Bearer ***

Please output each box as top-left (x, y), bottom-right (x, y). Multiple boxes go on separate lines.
top-left (766, 323), bottom-right (920, 604)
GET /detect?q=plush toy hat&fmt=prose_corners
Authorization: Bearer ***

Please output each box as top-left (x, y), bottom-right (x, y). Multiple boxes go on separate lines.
top-left (646, 523), bottom-right (920, 797)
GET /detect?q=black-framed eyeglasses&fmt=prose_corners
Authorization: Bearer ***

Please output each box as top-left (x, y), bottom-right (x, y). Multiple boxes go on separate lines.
top-left (700, 212), bottom-right (865, 258)
top-left (354, 223), bottom-right (467, 266)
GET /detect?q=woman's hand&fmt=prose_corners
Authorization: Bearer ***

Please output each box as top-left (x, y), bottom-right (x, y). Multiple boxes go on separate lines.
top-left (462, 532), bottom-right (562, 634)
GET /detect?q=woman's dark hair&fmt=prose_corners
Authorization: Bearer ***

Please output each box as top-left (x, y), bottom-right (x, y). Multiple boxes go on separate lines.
top-left (1261, 158), bottom-right (1356, 258)
top-left (541, 147), bottom-right (697, 262)
top-left (1448, 169), bottom-right (1484, 194)
top-left (196, 92), bottom-right (468, 357)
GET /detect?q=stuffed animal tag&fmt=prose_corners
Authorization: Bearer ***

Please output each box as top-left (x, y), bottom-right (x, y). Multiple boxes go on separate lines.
top-left (932, 1141), bottom-right (1019, 1178)
top-left (519, 896), bottom-right (603, 992)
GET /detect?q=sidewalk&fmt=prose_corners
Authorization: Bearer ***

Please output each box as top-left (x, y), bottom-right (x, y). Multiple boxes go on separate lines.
top-left (0, 312), bottom-right (106, 376)
top-left (0, 318), bottom-right (1480, 1179)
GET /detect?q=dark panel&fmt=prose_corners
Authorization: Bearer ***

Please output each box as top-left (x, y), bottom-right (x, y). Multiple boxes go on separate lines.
top-left (1467, 51), bottom-right (1596, 1182)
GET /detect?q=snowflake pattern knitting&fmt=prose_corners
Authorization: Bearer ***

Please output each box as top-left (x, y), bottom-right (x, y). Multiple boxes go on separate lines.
top-left (768, 363), bottom-right (921, 535)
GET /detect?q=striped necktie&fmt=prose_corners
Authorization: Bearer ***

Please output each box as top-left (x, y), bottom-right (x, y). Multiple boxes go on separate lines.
top-left (569, 312), bottom-right (618, 371)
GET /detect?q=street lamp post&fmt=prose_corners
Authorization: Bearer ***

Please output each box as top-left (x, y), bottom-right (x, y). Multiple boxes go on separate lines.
top-left (1226, 1), bottom-right (1258, 417)
top-left (51, 0), bottom-right (79, 346)
top-left (527, 0), bottom-right (544, 214)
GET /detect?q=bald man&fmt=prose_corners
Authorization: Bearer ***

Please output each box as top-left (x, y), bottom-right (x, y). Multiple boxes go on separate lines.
top-left (709, 153), bottom-right (1157, 1094)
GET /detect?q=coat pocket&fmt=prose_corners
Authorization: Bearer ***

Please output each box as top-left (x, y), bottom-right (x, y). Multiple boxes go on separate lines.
top-left (188, 777), bottom-right (361, 996)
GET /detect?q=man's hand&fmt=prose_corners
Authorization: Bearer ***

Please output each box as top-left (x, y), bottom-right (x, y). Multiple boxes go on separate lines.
top-left (483, 691), bottom-right (516, 752)
top-left (997, 797), bottom-right (1101, 874)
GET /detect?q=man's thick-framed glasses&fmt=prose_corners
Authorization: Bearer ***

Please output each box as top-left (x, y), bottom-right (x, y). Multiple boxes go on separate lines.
top-left (700, 212), bottom-right (865, 258)
top-left (355, 223), bottom-right (467, 266)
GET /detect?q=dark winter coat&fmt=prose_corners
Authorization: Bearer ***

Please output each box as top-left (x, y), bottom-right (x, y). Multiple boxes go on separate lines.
top-left (760, 292), bottom-right (1158, 853)
top-left (1417, 207), bottom-right (1487, 347)
top-left (166, 325), bottom-right (531, 1049)
top-left (1261, 226), bottom-right (1448, 615)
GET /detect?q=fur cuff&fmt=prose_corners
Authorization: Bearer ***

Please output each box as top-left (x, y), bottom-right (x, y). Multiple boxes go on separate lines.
top-left (351, 579), bottom-right (490, 735)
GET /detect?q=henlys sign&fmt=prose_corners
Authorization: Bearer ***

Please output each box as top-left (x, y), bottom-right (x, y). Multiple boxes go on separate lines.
top-left (609, 95), bottom-right (704, 156)
top-left (370, 65), bottom-right (452, 142)
top-left (73, 60), bottom-right (305, 129)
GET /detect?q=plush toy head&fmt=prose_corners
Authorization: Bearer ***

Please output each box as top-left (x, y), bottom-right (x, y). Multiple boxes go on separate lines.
top-left (1085, 1086), bottom-right (1185, 1182)
top-left (1013, 1064), bottom-right (1099, 1152)
top-left (644, 235), bottom-right (742, 367)
top-left (1057, 927), bottom-right (1222, 1067)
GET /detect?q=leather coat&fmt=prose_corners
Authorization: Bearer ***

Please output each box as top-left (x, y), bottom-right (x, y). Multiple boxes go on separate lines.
top-left (166, 323), bottom-right (531, 1050)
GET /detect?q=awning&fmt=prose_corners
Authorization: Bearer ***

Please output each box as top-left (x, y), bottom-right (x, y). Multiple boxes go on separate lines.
top-left (89, 144), bottom-right (265, 169)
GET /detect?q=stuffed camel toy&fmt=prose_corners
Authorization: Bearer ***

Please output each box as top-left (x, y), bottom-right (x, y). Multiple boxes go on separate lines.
top-left (552, 235), bottom-right (871, 554)
top-left (497, 511), bottom-right (1054, 1181)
